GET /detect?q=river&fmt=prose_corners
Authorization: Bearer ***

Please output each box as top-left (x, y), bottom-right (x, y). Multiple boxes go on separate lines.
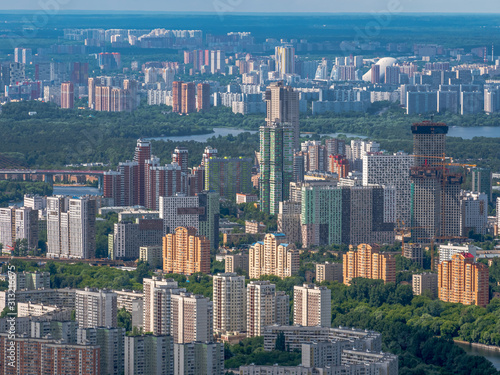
top-left (455, 342), bottom-right (500, 370)
top-left (147, 126), bottom-right (499, 143)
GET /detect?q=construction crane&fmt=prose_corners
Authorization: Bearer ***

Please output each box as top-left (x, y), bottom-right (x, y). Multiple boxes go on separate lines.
top-left (412, 154), bottom-right (476, 169)
top-left (394, 221), bottom-right (426, 257)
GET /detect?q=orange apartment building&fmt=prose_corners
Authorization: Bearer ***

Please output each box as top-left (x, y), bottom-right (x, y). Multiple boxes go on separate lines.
top-left (343, 244), bottom-right (396, 285)
top-left (163, 227), bottom-right (210, 275)
top-left (438, 252), bottom-right (489, 307)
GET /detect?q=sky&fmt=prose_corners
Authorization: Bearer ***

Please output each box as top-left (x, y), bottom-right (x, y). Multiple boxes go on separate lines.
top-left (2, 0), bottom-right (499, 13)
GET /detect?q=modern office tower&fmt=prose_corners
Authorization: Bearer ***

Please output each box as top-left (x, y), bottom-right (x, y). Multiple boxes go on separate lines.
top-left (275, 45), bottom-right (295, 77)
top-left (133, 139), bottom-right (152, 207)
top-left (225, 253), bottom-right (249, 273)
top-left (46, 196), bottom-right (97, 259)
top-left (163, 227), bottom-right (210, 275)
top-left (172, 81), bottom-right (183, 113)
top-left (438, 252), bottom-right (489, 307)
top-left (265, 81), bottom-right (300, 149)
top-left (159, 192), bottom-right (220, 250)
top-left (249, 233), bottom-right (299, 279)
top-left (171, 292), bottom-right (213, 343)
top-left (247, 281), bottom-right (276, 337)
top-left (325, 138), bottom-right (346, 156)
top-left (370, 64), bottom-right (381, 84)
top-left (204, 156), bottom-right (253, 200)
top-left (300, 185), bottom-right (394, 248)
top-left (145, 161), bottom-right (184, 210)
top-left (403, 243), bottom-right (423, 267)
top-left (213, 273), bottom-right (246, 335)
top-left (143, 277), bottom-right (185, 335)
top-left (412, 273), bottom-right (438, 297)
top-left (173, 342), bottom-right (224, 375)
top-left (438, 242), bottom-right (478, 263)
top-left (293, 284), bottom-right (331, 327)
top-left (328, 154), bottom-right (350, 178)
top-left (75, 288), bottom-right (117, 328)
top-left (111, 218), bottom-right (163, 260)
top-left (343, 244), bottom-right (396, 285)
top-left (460, 191), bottom-right (488, 236)
top-left (410, 121), bottom-right (462, 243)
top-left (77, 327), bottom-right (125, 375)
top-left (385, 65), bottom-right (400, 85)
top-left (124, 335), bottom-right (174, 375)
top-left (197, 83), bottom-right (211, 112)
top-left (181, 82), bottom-right (196, 114)
top-left (0, 206), bottom-right (38, 251)
top-left (277, 200), bottom-right (302, 245)
top-left (362, 152), bottom-right (414, 224)
top-left (259, 123), bottom-right (294, 214)
top-left (315, 262), bottom-right (343, 283)
top-left (172, 147), bottom-right (189, 173)
top-left (0, 335), bottom-right (100, 375)
top-left (472, 167), bottom-right (492, 202)
top-left (60, 81), bottom-right (74, 109)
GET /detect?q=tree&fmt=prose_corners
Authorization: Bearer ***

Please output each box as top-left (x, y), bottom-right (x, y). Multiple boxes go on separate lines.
top-left (275, 331), bottom-right (286, 351)
top-left (117, 308), bottom-right (132, 332)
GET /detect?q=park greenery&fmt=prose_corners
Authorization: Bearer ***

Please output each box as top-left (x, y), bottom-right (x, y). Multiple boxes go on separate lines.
top-left (0, 101), bottom-right (498, 172)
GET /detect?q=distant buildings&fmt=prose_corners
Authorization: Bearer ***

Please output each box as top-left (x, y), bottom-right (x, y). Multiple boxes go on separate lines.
top-left (0, 206), bottom-right (39, 252)
top-left (204, 156), bottom-right (253, 200)
top-left (438, 242), bottom-right (479, 263)
top-left (471, 167), bottom-right (492, 202)
top-left (412, 273), bottom-right (438, 297)
top-left (343, 244), bottom-right (396, 285)
top-left (124, 334), bottom-right (174, 375)
top-left (173, 342), bottom-right (224, 375)
top-left (249, 233), bottom-right (299, 279)
top-left (315, 262), bottom-right (343, 283)
top-left (75, 288), bottom-right (117, 328)
top-left (171, 292), bottom-right (213, 344)
top-left (61, 81), bottom-right (74, 109)
top-left (438, 252), bottom-right (489, 307)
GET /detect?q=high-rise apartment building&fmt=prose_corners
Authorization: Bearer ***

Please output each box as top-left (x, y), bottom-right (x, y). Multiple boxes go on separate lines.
top-left (172, 80), bottom-right (183, 113)
top-left (75, 288), bottom-right (117, 328)
top-left (249, 233), bottom-right (299, 279)
top-left (124, 334), bottom-right (174, 375)
top-left (438, 252), bottom-right (489, 307)
top-left (144, 160), bottom-right (184, 210)
top-left (293, 284), bottom-right (331, 327)
top-left (181, 82), bottom-right (196, 114)
top-left (315, 262), bottom-right (343, 283)
top-left (247, 281), bottom-right (276, 337)
top-left (403, 243), bottom-right (423, 267)
top-left (471, 167), bottom-right (492, 202)
top-left (172, 147), bottom-right (189, 173)
top-left (134, 139), bottom-right (152, 207)
top-left (410, 121), bottom-right (462, 243)
top-left (362, 152), bottom-right (414, 224)
top-left (438, 242), bottom-right (478, 263)
top-left (205, 156), bottom-right (253, 200)
top-left (224, 253), bottom-right (249, 274)
top-left (371, 64), bottom-right (381, 84)
top-left (328, 154), bottom-right (350, 178)
top-left (0, 206), bottom-right (38, 251)
top-left (61, 81), bottom-right (74, 109)
top-left (343, 244), bottom-right (396, 285)
top-left (0, 335), bottom-right (100, 375)
top-left (213, 273), bottom-right (246, 335)
top-left (173, 342), bottom-right (224, 375)
top-left (170, 292), bottom-right (213, 343)
top-left (159, 192), bottom-right (220, 250)
top-left (163, 227), bottom-right (210, 275)
top-left (275, 45), bottom-right (295, 77)
top-left (47, 196), bottom-right (97, 259)
top-left (77, 327), bottom-right (125, 375)
top-left (259, 123), bottom-right (294, 214)
top-left (210, 50), bottom-right (226, 74)
top-left (460, 191), bottom-right (488, 236)
top-left (143, 277), bottom-right (185, 335)
top-left (412, 273), bottom-right (438, 297)
top-left (265, 81), bottom-right (300, 149)
top-left (277, 200), bottom-right (302, 245)
top-left (111, 218), bottom-right (163, 260)
top-left (197, 82), bottom-right (211, 112)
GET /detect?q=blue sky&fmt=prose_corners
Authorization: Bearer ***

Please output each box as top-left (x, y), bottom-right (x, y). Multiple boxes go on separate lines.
top-left (2, 0), bottom-right (499, 13)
